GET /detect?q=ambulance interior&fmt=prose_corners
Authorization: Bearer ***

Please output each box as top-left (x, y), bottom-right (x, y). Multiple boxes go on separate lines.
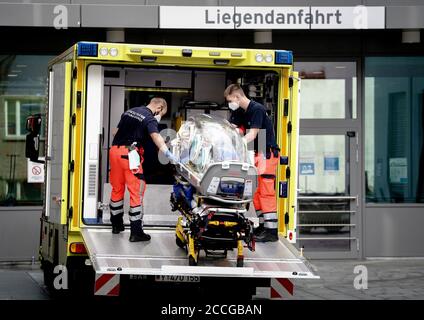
top-left (83, 65), bottom-right (279, 227)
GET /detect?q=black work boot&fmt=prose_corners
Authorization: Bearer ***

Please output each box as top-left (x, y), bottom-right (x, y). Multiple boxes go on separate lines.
top-left (129, 220), bottom-right (151, 242)
top-left (253, 224), bottom-right (265, 236)
top-left (110, 213), bottom-right (125, 234)
top-left (255, 228), bottom-right (278, 242)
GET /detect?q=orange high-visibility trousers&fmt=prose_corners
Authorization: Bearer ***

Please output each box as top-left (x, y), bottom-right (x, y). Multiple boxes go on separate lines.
top-left (253, 152), bottom-right (279, 229)
top-left (109, 145), bottom-right (146, 223)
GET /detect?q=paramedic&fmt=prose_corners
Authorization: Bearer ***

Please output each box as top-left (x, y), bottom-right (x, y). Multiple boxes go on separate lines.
top-left (109, 97), bottom-right (177, 242)
top-left (224, 84), bottom-right (280, 242)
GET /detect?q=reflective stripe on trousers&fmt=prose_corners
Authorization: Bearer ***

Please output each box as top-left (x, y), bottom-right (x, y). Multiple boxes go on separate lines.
top-left (109, 145), bottom-right (146, 223)
top-left (263, 212), bottom-right (278, 229)
top-left (110, 199), bottom-right (124, 216)
top-left (128, 203), bottom-right (144, 223)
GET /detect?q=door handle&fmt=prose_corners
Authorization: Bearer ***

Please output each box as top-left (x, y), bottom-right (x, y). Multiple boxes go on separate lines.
top-left (52, 196), bottom-right (64, 205)
top-left (347, 131), bottom-right (356, 138)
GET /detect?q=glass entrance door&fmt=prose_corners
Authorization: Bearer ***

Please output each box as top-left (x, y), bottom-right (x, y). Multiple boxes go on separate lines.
top-left (297, 130), bottom-right (359, 258)
top-left (294, 60), bottom-right (361, 259)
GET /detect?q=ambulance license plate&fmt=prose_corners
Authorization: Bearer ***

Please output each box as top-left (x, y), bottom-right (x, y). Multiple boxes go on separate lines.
top-left (155, 275), bottom-right (200, 283)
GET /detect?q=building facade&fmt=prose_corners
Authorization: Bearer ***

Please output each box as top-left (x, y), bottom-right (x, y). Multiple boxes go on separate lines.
top-left (1, 0), bottom-right (424, 261)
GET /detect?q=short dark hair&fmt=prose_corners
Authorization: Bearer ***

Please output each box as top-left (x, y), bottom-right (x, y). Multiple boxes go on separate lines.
top-left (224, 83), bottom-right (245, 98)
top-left (150, 97), bottom-right (167, 113)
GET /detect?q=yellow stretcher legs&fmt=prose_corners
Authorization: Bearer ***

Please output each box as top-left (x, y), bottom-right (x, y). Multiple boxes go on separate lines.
top-left (237, 240), bottom-right (244, 267)
top-left (175, 215), bottom-right (247, 267)
top-left (188, 234), bottom-right (198, 266)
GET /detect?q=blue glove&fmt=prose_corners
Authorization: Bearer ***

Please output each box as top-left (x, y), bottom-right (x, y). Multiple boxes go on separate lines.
top-left (165, 149), bottom-right (179, 164)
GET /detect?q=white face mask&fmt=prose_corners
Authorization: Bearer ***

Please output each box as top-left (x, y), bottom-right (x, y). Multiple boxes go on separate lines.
top-left (154, 114), bottom-right (161, 122)
top-left (228, 101), bottom-right (240, 111)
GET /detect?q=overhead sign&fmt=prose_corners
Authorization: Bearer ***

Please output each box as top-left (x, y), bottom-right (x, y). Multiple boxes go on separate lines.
top-left (160, 6), bottom-right (385, 30)
top-left (28, 158), bottom-right (45, 183)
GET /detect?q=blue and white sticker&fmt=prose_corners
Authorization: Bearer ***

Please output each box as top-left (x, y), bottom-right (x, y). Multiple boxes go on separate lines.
top-left (207, 177), bottom-right (220, 194)
top-left (300, 163), bottom-right (315, 175)
top-left (244, 179), bottom-right (253, 197)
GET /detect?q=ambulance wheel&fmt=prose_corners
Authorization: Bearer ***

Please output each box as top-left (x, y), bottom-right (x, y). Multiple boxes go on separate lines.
top-left (189, 255), bottom-right (197, 266)
top-left (237, 258), bottom-right (244, 267)
top-left (176, 236), bottom-right (187, 251)
top-left (41, 259), bottom-right (54, 290)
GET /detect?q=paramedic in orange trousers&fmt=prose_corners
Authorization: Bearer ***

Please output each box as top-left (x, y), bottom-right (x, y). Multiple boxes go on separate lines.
top-left (109, 97), bottom-right (177, 242)
top-left (225, 84), bottom-right (280, 242)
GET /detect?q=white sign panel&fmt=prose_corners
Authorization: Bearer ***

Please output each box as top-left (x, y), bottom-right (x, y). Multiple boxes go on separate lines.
top-left (235, 7), bottom-right (309, 29)
top-left (160, 6), bottom-right (385, 30)
top-left (310, 6), bottom-right (385, 29)
top-left (389, 158), bottom-right (408, 184)
top-left (160, 6), bottom-right (235, 29)
top-left (28, 158), bottom-right (45, 183)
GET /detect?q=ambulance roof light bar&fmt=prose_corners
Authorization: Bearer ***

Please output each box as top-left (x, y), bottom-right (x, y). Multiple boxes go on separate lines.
top-left (275, 50), bottom-right (293, 65)
top-left (77, 42), bottom-right (98, 57)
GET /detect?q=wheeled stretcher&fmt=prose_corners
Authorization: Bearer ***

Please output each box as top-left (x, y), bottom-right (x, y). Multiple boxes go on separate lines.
top-left (170, 114), bottom-right (258, 266)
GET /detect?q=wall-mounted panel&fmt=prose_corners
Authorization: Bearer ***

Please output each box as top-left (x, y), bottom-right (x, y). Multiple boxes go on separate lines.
top-left (0, 3), bottom-right (80, 27)
top-left (81, 5), bottom-right (158, 28)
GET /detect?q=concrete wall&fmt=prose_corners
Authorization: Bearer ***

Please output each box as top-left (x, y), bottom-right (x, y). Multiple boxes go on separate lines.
top-left (364, 206), bottom-right (424, 257)
top-left (0, 207), bottom-right (41, 262)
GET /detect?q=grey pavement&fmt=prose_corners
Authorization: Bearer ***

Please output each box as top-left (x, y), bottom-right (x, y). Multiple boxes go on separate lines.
top-left (0, 263), bottom-right (48, 300)
top-left (1, 259), bottom-right (424, 300)
top-left (290, 259), bottom-right (424, 300)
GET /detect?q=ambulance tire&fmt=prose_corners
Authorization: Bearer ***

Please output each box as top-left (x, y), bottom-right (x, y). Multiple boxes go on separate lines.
top-left (66, 257), bottom-right (95, 297)
top-left (41, 259), bottom-right (54, 290)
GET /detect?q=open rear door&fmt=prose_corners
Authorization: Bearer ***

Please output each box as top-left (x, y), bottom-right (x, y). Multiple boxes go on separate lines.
top-left (82, 227), bottom-right (318, 279)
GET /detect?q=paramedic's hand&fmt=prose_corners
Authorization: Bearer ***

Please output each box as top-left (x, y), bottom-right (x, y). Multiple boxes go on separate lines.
top-left (165, 149), bottom-right (178, 164)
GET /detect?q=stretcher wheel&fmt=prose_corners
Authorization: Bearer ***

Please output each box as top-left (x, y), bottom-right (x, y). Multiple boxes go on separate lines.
top-left (237, 257), bottom-right (244, 267)
top-left (176, 236), bottom-right (187, 251)
top-left (189, 255), bottom-right (197, 266)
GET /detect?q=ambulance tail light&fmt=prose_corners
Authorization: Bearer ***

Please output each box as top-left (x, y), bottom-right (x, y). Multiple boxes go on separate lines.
top-left (70, 242), bottom-right (87, 254)
top-left (77, 42), bottom-right (98, 57)
top-left (275, 50), bottom-right (293, 65)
